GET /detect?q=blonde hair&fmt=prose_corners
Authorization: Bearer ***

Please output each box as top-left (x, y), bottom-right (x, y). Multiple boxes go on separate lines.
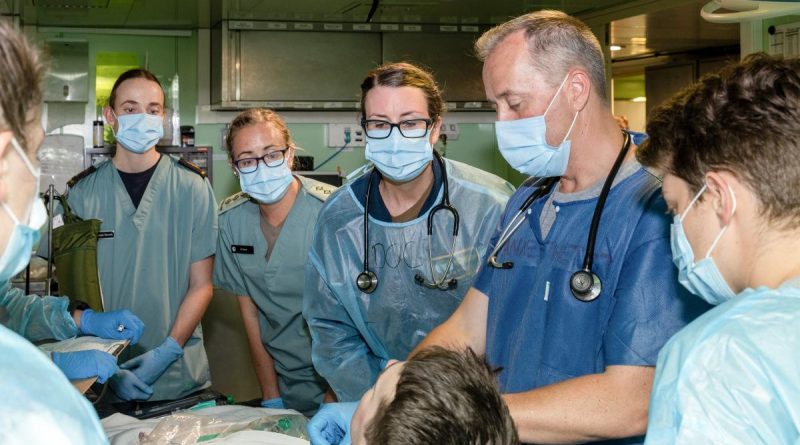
top-left (225, 108), bottom-right (294, 164)
top-left (475, 10), bottom-right (607, 102)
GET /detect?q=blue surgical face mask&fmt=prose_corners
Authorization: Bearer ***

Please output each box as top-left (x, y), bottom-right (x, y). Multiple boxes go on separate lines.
top-left (239, 161), bottom-right (294, 204)
top-left (0, 138), bottom-right (47, 282)
top-left (112, 111), bottom-right (164, 154)
top-left (495, 74), bottom-right (579, 177)
top-left (365, 129), bottom-right (433, 183)
top-left (671, 184), bottom-right (738, 305)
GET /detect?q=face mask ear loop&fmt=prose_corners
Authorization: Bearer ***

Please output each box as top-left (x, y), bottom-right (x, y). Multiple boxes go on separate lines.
top-left (1, 202), bottom-right (21, 225)
top-left (11, 138), bottom-right (37, 177)
top-left (680, 184), bottom-right (708, 221)
top-left (703, 185), bottom-right (737, 259)
top-left (543, 73), bottom-right (570, 116)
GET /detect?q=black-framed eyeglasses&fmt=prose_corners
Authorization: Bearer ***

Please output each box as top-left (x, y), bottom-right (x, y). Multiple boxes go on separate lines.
top-left (233, 148), bottom-right (290, 174)
top-left (361, 118), bottom-right (432, 139)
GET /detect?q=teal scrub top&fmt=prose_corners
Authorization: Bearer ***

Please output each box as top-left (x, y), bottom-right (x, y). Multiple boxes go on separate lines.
top-left (213, 176), bottom-right (335, 416)
top-left (65, 155), bottom-right (218, 401)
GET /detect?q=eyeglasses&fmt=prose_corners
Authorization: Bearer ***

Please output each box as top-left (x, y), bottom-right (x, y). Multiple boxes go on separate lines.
top-left (233, 148), bottom-right (290, 174)
top-left (361, 118), bottom-right (432, 139)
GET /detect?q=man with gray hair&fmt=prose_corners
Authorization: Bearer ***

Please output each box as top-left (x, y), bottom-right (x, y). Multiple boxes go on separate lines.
top-left (306, 10), bottom-right (706, 445)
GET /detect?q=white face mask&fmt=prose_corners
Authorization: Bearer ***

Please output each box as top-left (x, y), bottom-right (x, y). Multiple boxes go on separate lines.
top-left (0, 137), bottom-right (46, 281)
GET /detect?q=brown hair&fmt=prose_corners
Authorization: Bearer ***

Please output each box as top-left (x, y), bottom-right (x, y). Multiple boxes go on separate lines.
top-left (366, 347), bottom-right (519, 445)
top-left (224, 107), bottom-right (294, 163)
top-left (475, 10), bottom-right (608, 103)
top-left (108, 68), bottom-right (164, 109)
top-left (360, 62), bottom-right (445, 122)
top-left (0, 21), bottom-right (45, 151)
top-left (638, 53), bottom-right (800, 228)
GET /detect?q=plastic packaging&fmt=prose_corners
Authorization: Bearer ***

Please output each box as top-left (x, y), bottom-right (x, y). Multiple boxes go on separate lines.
top-left (93, 120), bottom-right (104, 148)
top-left (138, 410), bottom-right (308, 444)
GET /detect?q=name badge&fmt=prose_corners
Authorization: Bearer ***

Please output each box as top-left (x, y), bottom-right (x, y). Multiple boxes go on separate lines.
top-left (98, 231), bottom-right (115, 239)
top-left (231, 245), bottom-right (254, 254)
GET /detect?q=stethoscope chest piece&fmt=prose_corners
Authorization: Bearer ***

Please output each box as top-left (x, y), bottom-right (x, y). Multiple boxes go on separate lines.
top-left (356, 270), bottom-right (378, 294)
top-left (570, 269), bottom-right (602, 302)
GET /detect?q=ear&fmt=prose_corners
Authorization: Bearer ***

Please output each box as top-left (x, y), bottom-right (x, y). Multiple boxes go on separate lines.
top-left (429, 117), bottom-right (442, 145)
top-left (102, 106), bottom-right (117, 129)
top-left (566, 70), bottom-right (591, 112)
top-left (0, 130), bottom-right (13, 202)
top-left (705, 171), bottom-right (737, 226)
top-left (287, 146), bottom-right (296, 170)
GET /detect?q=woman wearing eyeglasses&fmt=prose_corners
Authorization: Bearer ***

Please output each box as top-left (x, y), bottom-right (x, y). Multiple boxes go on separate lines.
top-left (213, 108), bottom-right (336, 416)
top-left (303, 62), bottom-right (515, 404)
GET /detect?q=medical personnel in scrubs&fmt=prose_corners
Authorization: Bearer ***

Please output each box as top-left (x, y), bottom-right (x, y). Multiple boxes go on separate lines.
top-left (0, 21), bottom-right (108, 444)
top-left (303, 62), bottom-right (514, 404)
top-left (60, 69), bottom-right (217, 401)
top-left (214, 108), bottom-right (333, 416)
top-left (309, 11), bottom-right (708, 445)
top-left (639, 54), bottom-right (800, 444)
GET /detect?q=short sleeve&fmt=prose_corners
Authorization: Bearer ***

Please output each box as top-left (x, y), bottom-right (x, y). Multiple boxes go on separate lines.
top-left (212, 216), bottom-right (248, 296)
top-left (190, 178), bottom-right (218, 264)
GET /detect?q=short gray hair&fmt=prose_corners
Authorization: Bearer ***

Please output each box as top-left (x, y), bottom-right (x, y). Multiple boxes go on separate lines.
top-left (475, 10), bottom-right (608, 102)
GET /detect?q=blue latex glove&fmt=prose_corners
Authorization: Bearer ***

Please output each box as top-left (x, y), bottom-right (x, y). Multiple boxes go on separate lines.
top-left (79, 309), bottom-right (145, 344)
top-left (52, 350), bottom-right (119, 383)
top-left (120, 336), bottom-right (183, 385)
top-left (260, 397), bottom-right (285, 409)
top-left (109, 369), bottom-right (154, 400)
top-left (308, 402), bottom-right (358, 445)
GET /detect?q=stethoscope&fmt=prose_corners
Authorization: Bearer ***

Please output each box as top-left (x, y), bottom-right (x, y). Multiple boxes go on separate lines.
top-left (356, 151), bottom-right (460, 294)
top-left (486, 130), bottom-right (632, 302)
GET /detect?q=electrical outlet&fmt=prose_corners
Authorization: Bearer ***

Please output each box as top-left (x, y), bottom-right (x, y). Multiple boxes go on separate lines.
top-left (327, 124), bottom-right (366, 148)
top-left (438, 122), bottom-right (460, 141)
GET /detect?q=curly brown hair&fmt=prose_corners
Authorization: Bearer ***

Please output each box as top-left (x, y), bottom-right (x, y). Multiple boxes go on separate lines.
top-left (638, 53), bottom-right (800, 228)
top-left (0, 21), bottom-right (45, 151)
top-left (366, 346), bottom-right (519, 445)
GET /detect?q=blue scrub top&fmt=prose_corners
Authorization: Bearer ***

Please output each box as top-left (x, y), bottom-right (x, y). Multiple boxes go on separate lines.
top-left (474, 166), bottom-right (708, 443)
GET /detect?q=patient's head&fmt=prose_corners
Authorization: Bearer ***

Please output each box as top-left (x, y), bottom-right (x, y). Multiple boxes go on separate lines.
top-left (351, 346), bottom-right (519, 445)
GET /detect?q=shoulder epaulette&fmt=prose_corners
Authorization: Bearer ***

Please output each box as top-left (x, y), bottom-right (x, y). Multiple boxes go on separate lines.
top-left (218, 191), bottom-right (251, 213)
top-left (177, 158), bottom-right (207, 179)
top-left (67, 165), bottom-right (97, 189)
top-left (307, 182), bottom-right (337, 202)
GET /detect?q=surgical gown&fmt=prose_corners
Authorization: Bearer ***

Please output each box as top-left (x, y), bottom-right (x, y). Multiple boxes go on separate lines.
top-left (214, 176), bottom-right (335, 416)
top-left (0, 323), bottom-right (107, 445)
top-left (473, 164), bottom-right (707, 444)
top-left (0, 281), bottom-right (77, 342)
top-left (303, 158), bottom-right (514, 401)
top-left (58, 155), bottom-right (217, 401)
top-left (646, 279), bottom-right (800, 445)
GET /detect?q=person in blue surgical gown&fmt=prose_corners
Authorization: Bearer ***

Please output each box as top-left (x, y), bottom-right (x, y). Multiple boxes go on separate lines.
top-left (214, 108), bottom-right (334, 416)
top-left (639, 53), bottom-right (800, 444)
top-left (49, 68), bottom-right (217, 402)
top-left (0, 21), bottom-right (108, 444)
top-left (303, 62), bottom-right (514, 406)
top-left (312, 12), bottom-right (708, 445)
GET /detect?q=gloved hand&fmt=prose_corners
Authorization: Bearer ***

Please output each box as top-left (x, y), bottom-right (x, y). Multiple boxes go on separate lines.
top-left (109, 369), bottom-right (154, 400)
top-left (52, 350), bottom-right (119, 383)
top-left (79, 309), bottom-right (145, 344)
top-left (260, 397), bottom-right (285, 409)
top-left (308, 401), bottom-right (358, 445)
top-left (120, 336), bottom-right (183, 385)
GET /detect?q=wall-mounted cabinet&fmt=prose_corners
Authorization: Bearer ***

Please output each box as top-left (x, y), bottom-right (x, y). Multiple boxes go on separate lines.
top-left (211, 20), bottom-right (491, 111)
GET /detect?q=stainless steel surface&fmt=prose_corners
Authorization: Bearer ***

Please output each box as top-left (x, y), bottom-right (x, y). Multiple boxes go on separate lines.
top-left (42, 40), bottom-right (89, 103)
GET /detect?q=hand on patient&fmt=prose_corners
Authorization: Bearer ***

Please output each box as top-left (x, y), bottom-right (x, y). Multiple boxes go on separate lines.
top-left (109, 369), bottom-right (153, 400)
top-left (120, 336), bottom-right (183, 385)
top-left (308, 401), bottom-right (358, 445)
top-left (79, 308), bottom-right (145, 344)
top-left (52, 350), bottom-right (119, 383)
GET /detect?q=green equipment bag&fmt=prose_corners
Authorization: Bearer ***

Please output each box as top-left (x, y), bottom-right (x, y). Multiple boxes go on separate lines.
top-left (51, 194), bottom-right (104, 311)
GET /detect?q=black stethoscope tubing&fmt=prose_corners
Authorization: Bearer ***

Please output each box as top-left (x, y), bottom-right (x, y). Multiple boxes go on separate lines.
top-left (356, 151), bottom-right (459, 294)
top-left (487, 130), bottom-right (632, 302)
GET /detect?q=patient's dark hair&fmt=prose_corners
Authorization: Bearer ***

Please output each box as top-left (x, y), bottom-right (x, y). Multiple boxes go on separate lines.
top-left (365, 346), bottom-right (519, 445)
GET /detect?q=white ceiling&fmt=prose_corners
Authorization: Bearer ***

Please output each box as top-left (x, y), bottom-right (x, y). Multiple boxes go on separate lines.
top-left (9, 0), bottom-right (739, 59)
